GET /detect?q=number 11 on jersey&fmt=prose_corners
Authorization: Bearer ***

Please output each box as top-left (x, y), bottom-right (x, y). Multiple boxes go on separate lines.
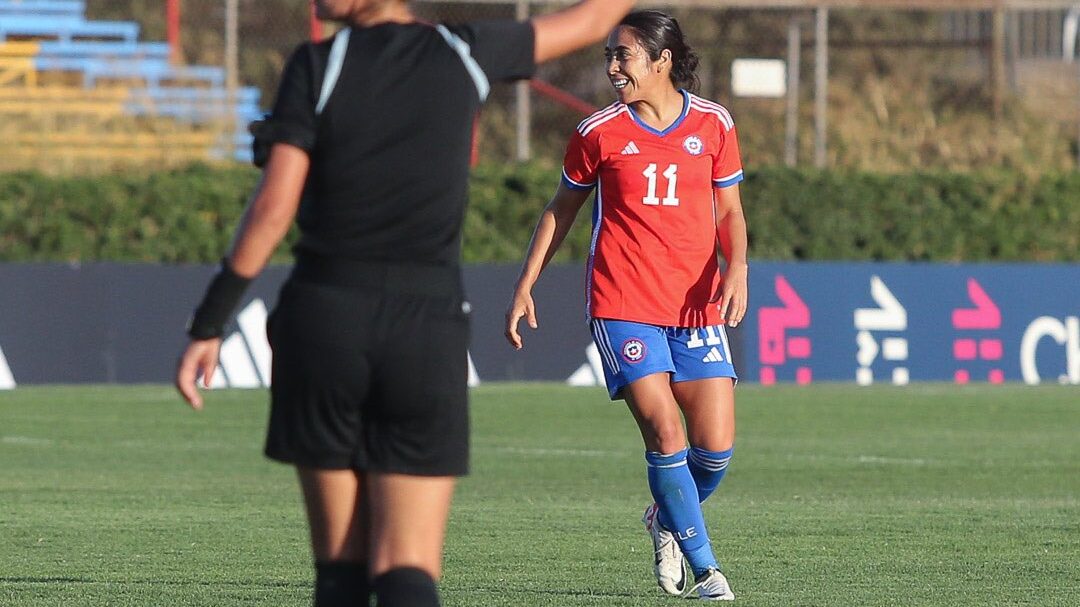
top-left (642, 163), bottom-right (680, 207)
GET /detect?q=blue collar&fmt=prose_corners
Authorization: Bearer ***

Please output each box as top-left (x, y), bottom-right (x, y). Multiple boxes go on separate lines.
top-left (626, 89), bottom-right (691, 137)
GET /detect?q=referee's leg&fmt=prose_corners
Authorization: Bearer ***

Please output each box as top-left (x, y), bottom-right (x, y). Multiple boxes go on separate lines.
top-left (297, 467), bottom-right (370, 607)
top-left (368, 473), bottom-right (456, 606)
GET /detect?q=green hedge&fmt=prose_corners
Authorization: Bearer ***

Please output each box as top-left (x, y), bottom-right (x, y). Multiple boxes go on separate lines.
top-left (1, 164), bottom-right (1077, 263)
top-left (0, 165), bottom-right (259, 263)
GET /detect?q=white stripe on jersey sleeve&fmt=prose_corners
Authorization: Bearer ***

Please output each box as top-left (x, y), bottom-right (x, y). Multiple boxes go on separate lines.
top-left (435, 25), bottom-right (491, 102)
top-left (689, 98), bottom-right (734, 132)
top-left (578, 104), bottom-right (628, 137)
top-left (576, 102), bottom-right (621, 132)
top-left (316, 27), bottom-right (351, 115)
top-left (562, 168), bottom-right (596, 190)
top-left (714, 169), bottom-right (744, 188)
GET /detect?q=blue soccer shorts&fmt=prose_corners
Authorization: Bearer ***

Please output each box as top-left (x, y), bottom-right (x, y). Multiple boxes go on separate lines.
top-left (590, 318), bottom-right (738, 400)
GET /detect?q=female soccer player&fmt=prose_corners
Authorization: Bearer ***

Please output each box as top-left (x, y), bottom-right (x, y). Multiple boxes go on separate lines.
top-left (505, 10), bottom-right (747, 601)
top-left (174, 1), bottom-right (636, 606)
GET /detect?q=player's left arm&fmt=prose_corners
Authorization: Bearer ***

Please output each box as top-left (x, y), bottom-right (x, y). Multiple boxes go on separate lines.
top-left (714, 183), bottom-right (748, 328)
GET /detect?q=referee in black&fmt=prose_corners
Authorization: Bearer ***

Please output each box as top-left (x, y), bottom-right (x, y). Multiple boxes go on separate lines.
top-left (175, 1), bottom-right (636, 606)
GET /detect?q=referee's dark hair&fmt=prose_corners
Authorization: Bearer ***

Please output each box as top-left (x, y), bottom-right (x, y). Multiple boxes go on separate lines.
top-left (619, 10), bottom-right (700, 94)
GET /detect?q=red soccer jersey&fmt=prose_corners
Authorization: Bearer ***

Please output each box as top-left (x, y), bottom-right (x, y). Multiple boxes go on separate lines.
top-left (562, 91), bottom-right (744, 327)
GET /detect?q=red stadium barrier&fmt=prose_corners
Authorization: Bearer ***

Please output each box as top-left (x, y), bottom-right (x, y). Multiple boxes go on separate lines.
top-left (530, 78), bottom-right (597, 115)
top-left (167, 0), bottom-right (181, 64)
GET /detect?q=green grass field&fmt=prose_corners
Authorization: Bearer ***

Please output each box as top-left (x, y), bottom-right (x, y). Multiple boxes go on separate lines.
top-left (1, 384), bottom-right (1077, 606)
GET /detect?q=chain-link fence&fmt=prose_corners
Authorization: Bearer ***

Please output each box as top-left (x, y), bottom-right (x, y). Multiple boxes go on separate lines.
top-left (4, 1), bottom-right (1079, 173)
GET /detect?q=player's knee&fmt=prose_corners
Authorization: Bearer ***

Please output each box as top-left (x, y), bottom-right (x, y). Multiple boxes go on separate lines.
top-left (688, 423), bottom-right (734, 452)
top-left (650, 419), bottom-right (687, 453)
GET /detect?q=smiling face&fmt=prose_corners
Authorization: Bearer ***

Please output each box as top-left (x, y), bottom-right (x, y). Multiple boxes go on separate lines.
top-left (604, 26), bottom-right (671, 105)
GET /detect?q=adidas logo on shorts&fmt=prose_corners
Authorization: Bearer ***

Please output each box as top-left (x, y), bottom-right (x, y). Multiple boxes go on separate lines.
top-left (701, 347), bottom-right (726, 363)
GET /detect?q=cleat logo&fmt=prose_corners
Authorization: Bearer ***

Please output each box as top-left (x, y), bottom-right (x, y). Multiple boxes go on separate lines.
top-left (621, 338), bottom-right (647, 363)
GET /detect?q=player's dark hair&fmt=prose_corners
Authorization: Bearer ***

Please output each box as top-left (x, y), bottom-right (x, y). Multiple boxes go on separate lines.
top-left (619, 10), bottom-right (700, 93)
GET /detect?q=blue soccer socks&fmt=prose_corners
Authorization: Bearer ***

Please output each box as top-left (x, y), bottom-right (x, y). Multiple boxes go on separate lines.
top-left (645, 449), bottom-right (719, 577)
top-left (688, 445), bottom-right (733, 503)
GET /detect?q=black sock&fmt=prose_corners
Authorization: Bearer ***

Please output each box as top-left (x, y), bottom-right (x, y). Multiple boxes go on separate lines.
top-left (372, 567), bottom-right (439, 607)
top-left (314, 560), bottom-right (369, 607)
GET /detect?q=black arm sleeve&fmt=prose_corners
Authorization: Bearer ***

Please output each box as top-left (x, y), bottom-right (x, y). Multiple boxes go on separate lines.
top-left (452, 20), bottom-right (536, 83)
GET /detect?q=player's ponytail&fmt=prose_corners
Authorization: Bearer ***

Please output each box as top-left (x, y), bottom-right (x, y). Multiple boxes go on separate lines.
top-left (619, 10), bottom-right (701, 94)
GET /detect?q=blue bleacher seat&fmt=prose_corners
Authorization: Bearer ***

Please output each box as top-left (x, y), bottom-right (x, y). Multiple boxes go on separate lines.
top-left (125, 85), bottom-right (261, 119)
top-left (34, 56), bottom-right (226, 88)
top-left (0, 1), bottom-right (84, 18)
top-left (4, 0), bottom-right (267, 163)
top-left (0, 16), bottom-right (138, 43)
top-left (36, 40), bottom-right (170, 60)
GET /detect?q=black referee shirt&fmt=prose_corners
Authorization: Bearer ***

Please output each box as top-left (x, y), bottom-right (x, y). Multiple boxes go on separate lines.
top-left (262, 21), bottom-right (536, 266)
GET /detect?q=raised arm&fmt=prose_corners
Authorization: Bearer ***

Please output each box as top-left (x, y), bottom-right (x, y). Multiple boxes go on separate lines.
top-left (505, 182), bottom-right (592, 349)
top-left (532, 0), bottom-right (636, 64)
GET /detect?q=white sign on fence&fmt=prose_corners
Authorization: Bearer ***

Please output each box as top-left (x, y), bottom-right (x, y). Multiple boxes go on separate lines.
top-left (731, 58), bottom-right (787, 98)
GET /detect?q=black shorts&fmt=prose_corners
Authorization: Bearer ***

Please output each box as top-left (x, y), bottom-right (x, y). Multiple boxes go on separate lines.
top-left (263, 256), bottom-right (471, 476)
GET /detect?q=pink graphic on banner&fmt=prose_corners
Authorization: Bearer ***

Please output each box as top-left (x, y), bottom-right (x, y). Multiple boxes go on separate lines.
top-left (759, 275), bottom-right (811, 384)
top-left (951, 278), bottom-right (1003, 383)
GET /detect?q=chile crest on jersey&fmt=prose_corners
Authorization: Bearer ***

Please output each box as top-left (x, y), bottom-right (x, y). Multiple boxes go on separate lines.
top-left (683, 135), bottom-right (704, 156)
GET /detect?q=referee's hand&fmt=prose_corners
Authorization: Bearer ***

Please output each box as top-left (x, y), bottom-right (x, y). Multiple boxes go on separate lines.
top-left (175, 338), bottom-right (222, 410)
top-left (505, 290), bottom-right (538, 350)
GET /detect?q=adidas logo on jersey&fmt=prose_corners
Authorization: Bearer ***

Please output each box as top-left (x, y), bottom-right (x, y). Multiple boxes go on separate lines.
top-left (621, 141), bottom-right (640, 155)
top-left (701, 347), bottom-right (726, 363)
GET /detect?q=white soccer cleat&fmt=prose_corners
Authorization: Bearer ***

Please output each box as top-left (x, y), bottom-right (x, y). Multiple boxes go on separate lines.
top-left (642, 503), bottom-right (687, 595)
top-left (685, 567), bottom-right (736, 601)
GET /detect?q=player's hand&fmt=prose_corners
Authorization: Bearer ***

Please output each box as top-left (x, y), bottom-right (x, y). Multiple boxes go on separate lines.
top-left (715, 263), bottom-right (748, 328)
top-left (505, 289), bottom-right (538, 350)
top-left (175, 338), bottom-right (222, 411)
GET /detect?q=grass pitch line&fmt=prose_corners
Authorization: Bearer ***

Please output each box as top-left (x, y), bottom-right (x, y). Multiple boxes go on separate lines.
top-left (479, 445), bottom-right (625, 458)
top-left (856, 455), bottom-right (929, 465)
top-left (1, 435), bottom-right (54, 447)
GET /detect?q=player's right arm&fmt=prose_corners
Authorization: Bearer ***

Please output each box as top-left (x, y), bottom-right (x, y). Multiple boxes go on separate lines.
top-left (532, 0), bottom-right (636, 64)
top-left (175, 143), bottom-right (308, 410)
top-left (505, 183), bottom-right (592, 349)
